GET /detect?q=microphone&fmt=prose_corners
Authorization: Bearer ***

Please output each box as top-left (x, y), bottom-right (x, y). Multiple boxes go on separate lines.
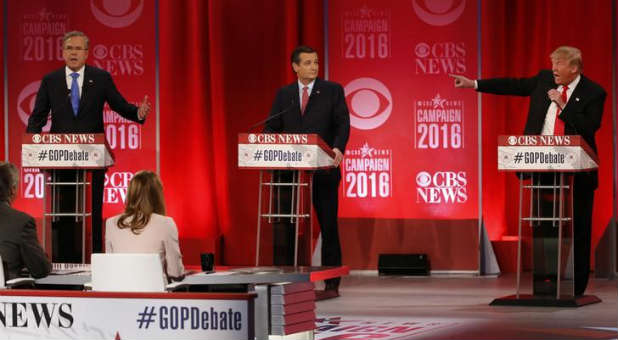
top-left (548, 86), bottom-right (564, 110)
top-left (247, 99), bottom-right (296, 132)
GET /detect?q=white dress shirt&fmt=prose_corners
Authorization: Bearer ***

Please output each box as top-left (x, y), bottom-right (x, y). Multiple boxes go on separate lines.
top-left (65, 66), bottom-right (85, 98)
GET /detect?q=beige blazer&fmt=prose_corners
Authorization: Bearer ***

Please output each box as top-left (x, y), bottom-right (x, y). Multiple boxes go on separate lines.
top-left (105, 213), bottom-right (184, 279)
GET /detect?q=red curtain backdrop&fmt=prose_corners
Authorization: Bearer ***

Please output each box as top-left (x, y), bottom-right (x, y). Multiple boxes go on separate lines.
top-left (159, 0), bottom-right (223, 264)
top-left (0, 0), bottom-right (614, 267)
top-left (480, 0), bottom-right (613, 266)
top-left (158, 0), bottom-right (323, 265)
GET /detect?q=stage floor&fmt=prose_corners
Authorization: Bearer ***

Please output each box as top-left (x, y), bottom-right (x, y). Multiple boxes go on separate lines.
top-left (315, 273), bottom-right (617, 339)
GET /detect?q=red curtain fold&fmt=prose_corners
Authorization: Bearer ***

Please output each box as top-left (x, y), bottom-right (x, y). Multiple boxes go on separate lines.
top-left (159, 0), bottom-right (225, 263)
top-left (206, 0), bottom-right (231, 239)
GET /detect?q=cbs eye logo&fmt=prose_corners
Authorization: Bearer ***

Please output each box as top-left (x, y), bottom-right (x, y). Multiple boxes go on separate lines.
top-left (415, 43), bottom-right (430, 58)
top-left (18, 81), bottom-right (51, 132)
top-left (412, 0), bottom-right (466, 26)
top-left (90, 0), bottom-right (144, 28)
top-left (416, 171), bottom-right (432, 187)
top-left (92, 45), bottom-right (108, 59)
top-left (344, 77), bottom-right (392, 130)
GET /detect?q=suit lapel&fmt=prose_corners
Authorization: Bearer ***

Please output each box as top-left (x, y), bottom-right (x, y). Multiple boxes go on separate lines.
top-left (290, 82), bottom-right (300, 114)
top-left (57, 68), bottom-right (72, 112)
top-left (78, 66), bottom-right (93, 115)
top-left (540, 76), bottom-right (556, 112)
top-left (566, 76), bottom-right (586, 109)
top-left (59, 68), bottom-right (69, 93)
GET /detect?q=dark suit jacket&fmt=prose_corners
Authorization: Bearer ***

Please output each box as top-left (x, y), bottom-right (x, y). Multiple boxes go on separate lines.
top-left (265, 78), bottom-right (350, 152)
top-left (27, 65), bottom-right (143, 133)
top-left (477, 70), bottom-right (606, 189)
top-left (0, 203), bottom-right (51, 280)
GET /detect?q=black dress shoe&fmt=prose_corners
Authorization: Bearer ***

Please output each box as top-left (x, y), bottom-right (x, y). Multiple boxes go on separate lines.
top-left (315, 288), bottom-right (339, 301)
top-left (325, 281), bottom-right (339, 292)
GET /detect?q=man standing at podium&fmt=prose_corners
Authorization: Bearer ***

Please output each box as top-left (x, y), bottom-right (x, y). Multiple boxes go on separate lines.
top-left (265, 45), bottom-right (350, 298)
top-left (451, 46), bottom-right (606, 296)
top-left (26, 31), bottom-right (151, 262)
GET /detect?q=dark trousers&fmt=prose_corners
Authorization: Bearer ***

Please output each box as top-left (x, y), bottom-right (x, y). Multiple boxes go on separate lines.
top-left (312, 169), bottom-right (342, 288)
top-left (51, 169), bottom-right (103, 262)
top-left (572, 177), bottom-right (594, 295)
top-left (91, 170), bottom-right (104, 254)
top-left (530, 174), bottom-right (593, 296)
top-left (273, 169), bottom-right (342, 287)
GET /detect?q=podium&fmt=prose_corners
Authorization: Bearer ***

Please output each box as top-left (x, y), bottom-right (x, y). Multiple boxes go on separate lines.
top-left (491, 135), bottom-right (601, 306)
top-left (238, 133), bottom-right (335, 266)
top-left (21, 133), bottom-right (114, 263)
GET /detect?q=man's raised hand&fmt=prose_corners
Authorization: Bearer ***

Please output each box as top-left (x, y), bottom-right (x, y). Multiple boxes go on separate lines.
top-left (450, 74), bottom-right (475, 89)
top-left (137, 95), bottom-right (151, 120)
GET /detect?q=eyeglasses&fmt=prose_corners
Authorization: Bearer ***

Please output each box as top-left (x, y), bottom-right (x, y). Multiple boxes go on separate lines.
top-left (64, 46), bottom-right (87, 51)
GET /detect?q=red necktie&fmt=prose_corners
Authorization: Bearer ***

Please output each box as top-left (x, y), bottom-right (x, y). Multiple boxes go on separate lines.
top-left (553, 85), bottom-right (568, 135)
top-left (301, 86), bottom-right (309, 115)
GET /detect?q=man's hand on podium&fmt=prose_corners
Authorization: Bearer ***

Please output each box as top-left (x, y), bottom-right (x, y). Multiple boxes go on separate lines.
top-left (333, 148), bottom-right (343, 167)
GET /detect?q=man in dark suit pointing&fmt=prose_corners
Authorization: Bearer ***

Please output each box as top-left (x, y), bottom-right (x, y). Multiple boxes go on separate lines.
top-left (451, 46), bottom-right (606, 296)
top-left (27, 31), bottom-right (151, 261)
top-left (265, 45), bottom-right (350, 298)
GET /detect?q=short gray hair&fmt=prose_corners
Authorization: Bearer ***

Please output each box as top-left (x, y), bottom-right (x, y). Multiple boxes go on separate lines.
top-left (0, 162), bottom-right (19, 203)
top-left (62, 31), bottom-right (89, 49)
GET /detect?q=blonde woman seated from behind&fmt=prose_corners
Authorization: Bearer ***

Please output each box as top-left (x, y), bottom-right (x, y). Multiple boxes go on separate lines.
top-left (105, 171), bottom-right (184, 282)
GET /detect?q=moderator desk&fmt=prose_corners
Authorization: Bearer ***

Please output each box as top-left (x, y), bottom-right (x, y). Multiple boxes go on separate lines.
top-left (0, 289), bottom-right (255, 339)
top-left (35, 266), bottom-right (349, 339)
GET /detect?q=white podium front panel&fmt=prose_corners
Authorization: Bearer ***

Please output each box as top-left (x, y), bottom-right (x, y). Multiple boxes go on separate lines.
top-left (21, 133), bottom-right (114, 169)
top-left (238, 133), bottom-right (334, 170)
top-left (497, 135), bottom-right (598, 172)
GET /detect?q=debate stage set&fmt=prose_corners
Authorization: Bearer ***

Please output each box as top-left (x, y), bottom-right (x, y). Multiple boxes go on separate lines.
top-left (1, 0), bottom-right (618, 339)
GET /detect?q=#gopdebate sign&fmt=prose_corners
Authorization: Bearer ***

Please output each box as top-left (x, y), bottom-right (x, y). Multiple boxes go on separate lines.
top-left (21, 133), bottom-right (114, 168)
top-left (237, 133), bottom-right (335, 170)
top-left (0, 294), bottom-right (252, 340)
top-left (497, 135), bottom-right (598, 172)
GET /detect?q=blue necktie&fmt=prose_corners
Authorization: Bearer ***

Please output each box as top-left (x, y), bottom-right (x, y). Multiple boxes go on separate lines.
top-left (70, 72), bottom-right (80, 116)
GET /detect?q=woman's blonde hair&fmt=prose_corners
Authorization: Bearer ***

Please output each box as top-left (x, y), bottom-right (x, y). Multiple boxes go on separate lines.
top-left (117, 170), bottom-right (166, 234)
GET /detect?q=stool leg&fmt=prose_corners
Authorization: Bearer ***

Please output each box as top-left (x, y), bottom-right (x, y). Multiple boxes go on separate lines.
top-left (256, 171), bottom-right (264, 266)
top-left (556, 173), bottom-right (564, 299)
top-left (294, 171), bottom-right (301, 267)
top-left (516, 173), bottom-right (523, 298)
